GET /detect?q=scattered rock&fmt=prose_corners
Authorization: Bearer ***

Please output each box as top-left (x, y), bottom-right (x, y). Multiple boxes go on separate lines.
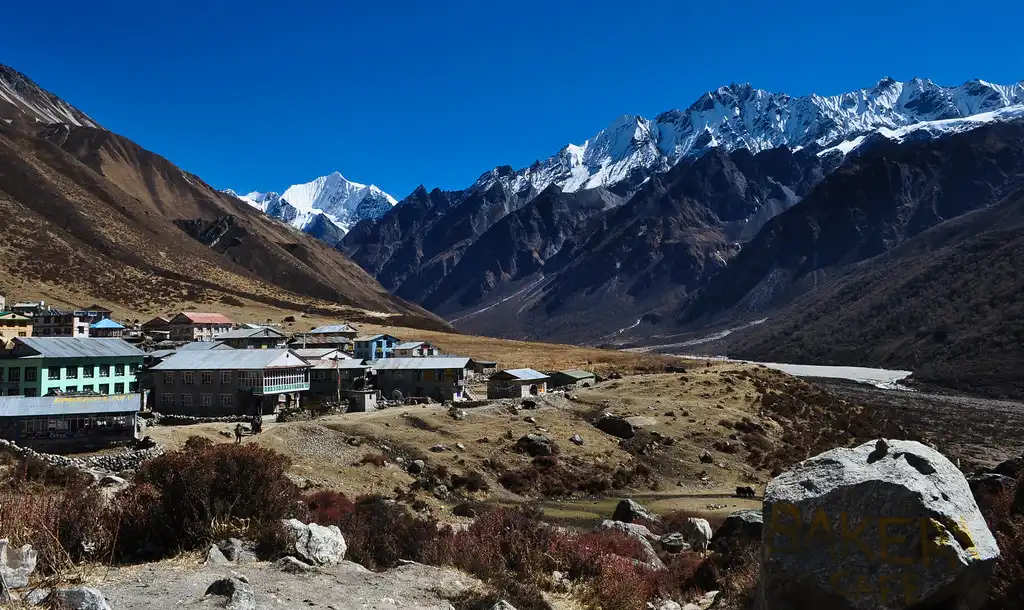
top-left (429, 444), bottom-right (449, 453)
top-left (433, 485), bottom-right (450, 500)
top-left (204, 577), bottom-right (256, 610)
top-left (205, 544), bottom-right (231, 566)
top-left (968, 473), bottom-right (1015, 498)
top-left (521, 399), bottom-right (537, 410)
top-left (455, 443), bottom-right (467, 452)
top-left (452, 502), bottom-right (477, 518)
top-left (24, 587), bottom-right (50, 605)
top-left (711, 509), bottom-right (762, 552)
top-left (407, 460), bottom-right (425, 474)
top-left (612, 498), bottom-right (662, 525)
top-left (51, 587), bottom-right (112, 610)
top-left (992, 455), bottom-right (1024, 478)
top-left (450, 408), bottom-right (467, 421)
top-left (699, 451), bottom-right (714, 464)
top-left (282, 519), bottom-right (346, 566)
top-left (276, 556), bottom-right (315, 574)
top-left (516, 434), bottom-right (555, 457)
top-left (490, 601), bottom-right (518, 610)
top-left (217, 538), bottom-right (256, 563)
top-left (761, 439), bottom-right (999, 610)
top-left (624, 416), bottom-right (658, 429)
top-left (570, 434), bottom-right (584, 446)
top-left (659, 532), bottom-right (691, 554)
top-left (595, 414), bottom-right (635, 439)
top-left (550, 570), bottom-right (571, 592)
top-left (523, 416), bottom-right (536, 424)
top-left (0, 538), bottom-right (37, 589)
top-left (655, 601), bottom-right (682, 610)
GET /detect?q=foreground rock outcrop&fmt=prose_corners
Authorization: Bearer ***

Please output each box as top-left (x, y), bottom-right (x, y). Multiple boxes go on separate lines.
top-left (282, 519), bottom-right (347, 566)
top-left (759, 439), bottom-right (999, 610)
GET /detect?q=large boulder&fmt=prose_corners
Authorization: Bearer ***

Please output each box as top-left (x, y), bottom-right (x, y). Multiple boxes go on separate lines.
top-left (516, 434), bottom-right (555, 457)
top-left (0, 538), bottom-right (36, 589)
top-left (759, 439), bottom-right (1000, 610)
top-left (597, 520), bottom-right (665, 570)
top-left (595, 414), bottom-right (636, 439)
top-left (51, 587), bottom-right (112, 610)
top-left (612, 498), bottom-right (662, 525)
top-left (282, 519), bottom-right (347, 566)
top-left (712, 509), bottom-right (763, 552)
top-left (205, 577), bottom-right (256, 610)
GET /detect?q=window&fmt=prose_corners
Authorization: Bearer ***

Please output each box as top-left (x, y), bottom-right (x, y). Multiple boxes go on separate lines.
top-left (77, 325), bottom-right (85, 335)
top-left (114, 383), bottom-right (124, 394)
top-left (183, 371), bottom-right (194, 385)
top-left (201, 371), bottom-right (213, 385)
top-left (48, 366), bottom-right (60, 380)
top-left (23, 388), bottom-right (36, 397)
top-left (114, 364), bottom-right (125, 376)
top-left (83, 384), bottom-right (93, 392)
top-left (99, 365), bottom-right (110, 377)
top-left (201, 394), bottom-right (212, 407)
top-left (99, 384), bottom-right (109, 394)
top-left (17, 332), bottom-right (25, 337)
top-left (65, 366), bottom-right (78, 379)
top-left (161, 394), bottom-right (173, 407)
top-left (413, 370), bottom-right (424, 381)
top-left (220, 394), bottom-right (233, 407)
top-left (9, 368), bottom-right (20, 382)
top-left (221, 371), bottom-right (232, 384)
top-left (163, 372), bottom-right (175, 385)
top-left (129, 382), bottom-right (138, 392)
top-left (66, 385), bottom-right (77, 393)
top-left (24, 368), bottom-right (36, 382)
top-left (182, 394), bottom-right (193, 406)
top-left (83, 365), bottom-right (94, 378)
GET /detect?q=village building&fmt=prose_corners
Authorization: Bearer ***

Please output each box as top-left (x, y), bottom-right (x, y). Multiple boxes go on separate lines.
top-left (9, 301), bottom-right (45, 317)
top-left (146, 349), bottom-right (310, 416)
top-left (487, 369), bottom-right (549, 399)
top-left (287, 334), bottom-right (353, 351)
top-left (0, 393), bottom-right (140, 452)
top-left (372, 357), bottom-right (470, 402)
top-left (548, 369), bottom-right (597, 388)
top-left (393, 341), bottom-right (442, 357)
top-left (468, 358), bottom-right (498, 377)
top-left (353, 334), bottom-right (401, 361)
top-left (0, 312), bottom-right (32, 344)
top-left (308, 359), bottom-right (372, 398)
top-left (167, 312), bottom-right (234, 342)
top-left (80, 305), bottom-right (114, 321)
top-left (89, 318), bottom-right (125, 338)
top-left (33, 311), bottom-right (94, 337)
top-left (308, 324), bottom-right (358, 340)
top-left (213, 326), bottom-right (288, 349)
top-left (0, 337), bottom-right (144, 397)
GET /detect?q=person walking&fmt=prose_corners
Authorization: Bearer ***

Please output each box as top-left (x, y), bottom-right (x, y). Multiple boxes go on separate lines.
top-left (234, 423), bottom-right (244, 444)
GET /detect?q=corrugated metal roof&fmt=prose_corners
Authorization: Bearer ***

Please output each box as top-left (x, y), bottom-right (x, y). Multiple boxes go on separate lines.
top-left (149, 349), bottom-right (177, 359)
top-left (151, 349), bottom-right (310, 371)
top-left (11, 338), bottom-right (145, 359)
top-left (178, 341), bottom-right (230, 351)
top-left (470, 359), bottom-right (498, 366)
top-left (0, 393), bottom-right (141, 417)
top-left (293, 348), bottom-right (348, 360)
top-left (309, 359), bottom-right (370, 370)
top-left (394, 341), bottom-right (427, 350)
top-left (492, 368), bottom-right (549, 381)
top-left (288, 336), bottom-right (351, 346)
top-left (309, 324), bottom-right (357, 334)
top-left (89, 319), bottom-right (124, 329)
top-left (214, 327), bottom-right (286, 340)
top-left (174, 312), bottom-right (234, 324)
top-left (372, 357), bottom-right (470, 371)
top-left (556, 369), bottom-right (595, 379)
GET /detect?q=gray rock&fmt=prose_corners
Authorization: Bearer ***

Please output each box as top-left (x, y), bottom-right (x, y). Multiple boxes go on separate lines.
top-left (429, 444), bottom-right (449, 453)
top-left (699, 451), bottom-right (714, 464)
top-left (967, 473), bottom-right (1014, 497)
top-left (205, 544), bottom-right (231, 566)
top-left (516, 434), bottom-right (555, 457)
top-left (0, 538), bottom-right (36, 589)
top-left (595, 414), bottom-right (635, 439)
top-left (407, 459), bottom-right (425, 474)
top-left (24, 587), bottom-right (50, 605)
top-left (523, 416), bottom-right (536, 424)
top-left (570, 434), bottom-right (585, 446)
top-left (450, 408), bottom-right (466, 421)
top-left (655, 601), bottom-right (682, 610)
top-left (51, 587), bottom-right (112, 610)
top-left (276, 555), bottom-right (315, 574)
top-left (205, 577), bottom-right (255, 610)
top-left (282, 519), bottom-right (347, 566)
top-left (597, 520), bottom-right (665, 570)
top-left (711, 509), bottom-right (763, 552)
top-left (433, 485), bottom-right (450, 500)
top-left (455, 443), bottom-right (467, 452)
top-left (659, 532), bottom-right (691, 554)
top-left (99, 474), bottom-right (127, 486)
top-left (490, 601), bottom-right (518, 610)
top-left (759, 439), bottom-right (1000, 610)
top-left (217, 538), bottom-right (257, 563)
top-left (612, 498), bottom-right (662, 525)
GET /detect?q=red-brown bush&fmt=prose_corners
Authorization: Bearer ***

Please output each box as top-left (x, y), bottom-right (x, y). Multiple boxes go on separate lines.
top-left (304, 490), bottom-right (355, 524)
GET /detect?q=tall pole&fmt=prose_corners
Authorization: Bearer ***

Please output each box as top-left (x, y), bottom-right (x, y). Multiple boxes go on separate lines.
top-left (336, 357), bottom-right (341, 406)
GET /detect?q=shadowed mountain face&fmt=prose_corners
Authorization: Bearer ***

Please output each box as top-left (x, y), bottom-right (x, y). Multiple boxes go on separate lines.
top-left (0, 64), bottom-right (446, 329)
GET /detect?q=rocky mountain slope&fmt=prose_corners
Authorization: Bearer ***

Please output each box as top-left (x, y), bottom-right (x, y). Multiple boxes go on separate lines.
top-left (225, 171), bottom-right (397, 242)
top-left (0, 64), bottom-right (444, 328)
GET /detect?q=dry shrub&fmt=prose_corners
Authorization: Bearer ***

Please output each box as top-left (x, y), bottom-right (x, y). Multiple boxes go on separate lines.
top-left (582, 555), bottom-right (656, 610)
top-left (498, 458), bottom-right (652, 497)
top-left (981, 482), bottom-right (1024, 608)
top-left (326, 495), bottom-right (439, 570)
top-left (305, 490), bottom-right (355, 524)
top-left (110, 437), bottom-right (300, 561)
top-left (450, 471), bottom-right (489, 493)
top-left (357, 453), bottom-right (388, 467)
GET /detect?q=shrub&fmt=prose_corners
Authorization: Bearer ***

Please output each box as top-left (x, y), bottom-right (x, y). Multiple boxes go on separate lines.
top-left (110, 438), bottom-right (300, 560)
top-left (305, 490), bottom-right (355, 524)
top-left (450, 471), bottom-right (489, 493)
top-left (357, 453), bottom-right (388, 467)
top-left (327, 495), bottom-right (439, 570)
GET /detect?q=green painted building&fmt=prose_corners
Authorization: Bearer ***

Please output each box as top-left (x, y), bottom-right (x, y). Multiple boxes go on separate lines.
top-left (0, 337), bottom-right (144, 397)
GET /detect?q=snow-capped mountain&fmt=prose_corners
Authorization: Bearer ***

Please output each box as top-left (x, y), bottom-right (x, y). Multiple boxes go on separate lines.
top-left (226, 172), bottom-right (397, 237)
top-left (472, 77), bottom-right (1024, 195)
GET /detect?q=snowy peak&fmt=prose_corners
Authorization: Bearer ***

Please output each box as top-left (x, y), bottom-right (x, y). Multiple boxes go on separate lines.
top-left (474, 77), bottom-right (1024, 197)
top-left (226, 172), bottom-right (397, 238)
top-left (0, 64), bottom-right (99, 128)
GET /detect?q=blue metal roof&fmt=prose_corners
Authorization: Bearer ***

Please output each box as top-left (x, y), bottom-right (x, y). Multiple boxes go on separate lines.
top-left (89, 319), bottom-right (124, 329)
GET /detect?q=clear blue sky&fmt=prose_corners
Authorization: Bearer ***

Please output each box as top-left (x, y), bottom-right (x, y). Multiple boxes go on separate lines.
top-left (3, 0), bottom-right (1022, 199)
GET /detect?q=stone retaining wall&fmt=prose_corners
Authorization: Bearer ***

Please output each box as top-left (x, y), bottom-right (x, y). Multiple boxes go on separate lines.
top-left (0, 438), bottom-right (163, 473)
